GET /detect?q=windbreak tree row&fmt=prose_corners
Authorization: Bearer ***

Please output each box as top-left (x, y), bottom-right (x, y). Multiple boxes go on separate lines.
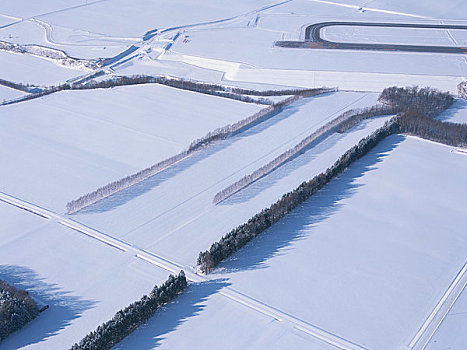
top-left (198, 118), bottom-right (400, 273)
top-left (0, 78), bottom-right (39, 93)
top-left (379, 86), bottom-right (453, 117)
top-left (459, 81), bottom-right (467, 99)
top-left (336, 105), bottom-right (398, 133)
top-left (65, 96), bottom-right (302, 214)
top-left (380, 86), bottom-right (467, 145)
top-left (199, 86), bottom-right (459, 273)
top-left (71, 271), bottom-right (187, 350)
top-left (77, 74), bottom-right (335, 100)
top-left (399, 110), bottom-right (467, 146)
top-left (213, 104), bottom-right (396, 204)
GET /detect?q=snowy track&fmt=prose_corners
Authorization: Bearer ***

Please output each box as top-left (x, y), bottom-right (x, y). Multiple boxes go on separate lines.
top-left (277, 22), bottom-right (467, 54)
top-left (409, 262), bottom-right (467, 349)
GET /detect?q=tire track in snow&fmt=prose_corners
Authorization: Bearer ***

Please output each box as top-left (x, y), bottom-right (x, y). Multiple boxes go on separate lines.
top-left (409, 261), bottom-right (467, 350)
top-left (0, 190), bottom-right (365, 350)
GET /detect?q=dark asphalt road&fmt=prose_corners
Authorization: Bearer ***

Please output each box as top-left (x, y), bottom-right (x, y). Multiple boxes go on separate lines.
top-left (276, 22), bottom-right (467, 54)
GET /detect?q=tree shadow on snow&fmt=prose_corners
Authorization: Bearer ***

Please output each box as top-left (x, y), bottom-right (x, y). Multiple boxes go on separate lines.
top-left (222, 116), bottom-right (390, 205)
top-left (113, 279), bottom-right (230, 349)
top-left (216, 134), bottom-right (405, 274)
top-left (79, 103), bottom-right (303, 215)
top-left (222, 130), bottom-right (341, 206)
top-left (0, 265), bottom-right (96, 349)
top-left (436, 98), bottom-right (467, 122)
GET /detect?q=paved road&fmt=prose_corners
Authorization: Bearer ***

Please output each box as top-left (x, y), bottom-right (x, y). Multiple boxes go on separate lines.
top-left (276, 22), bottom-right (467, 54)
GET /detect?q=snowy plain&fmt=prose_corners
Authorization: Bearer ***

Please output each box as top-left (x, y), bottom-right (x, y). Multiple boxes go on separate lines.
top-left (0, 84), bottom-right (261, 212)
top-left (108, 134), bottom-right (467, 350)
top-left (0, 50), bottom-right (85, 85)
top-left (0, 202), bottom-right (171, 350)
top-left (322, 26), bottom-right (467, 46)
top-left (74, 91), bottom-right (386, 266)
top-left (1, 0), bottom-right (467, 348)
top-left (209, 135), bottom-right (467, 350)
top-left (427, 284), bottom-right (467, 349)
top-left (0, 84), bottom-right (25, 101)
top-left (114, 285), bottom-right (335, 350)
top-left (436, 98), bottom-right (467, 124)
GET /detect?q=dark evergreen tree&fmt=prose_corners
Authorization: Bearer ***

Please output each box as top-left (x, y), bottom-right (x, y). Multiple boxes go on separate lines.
top-left (0, 280), bottom-right (39, 341)
top-left (71, 271), bottom-right (187, 350)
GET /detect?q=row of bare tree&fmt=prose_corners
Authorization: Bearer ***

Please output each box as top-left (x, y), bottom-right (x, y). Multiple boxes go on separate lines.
top-left (76, 75), bottom-right (335, 105)
top-left (213, 104), bottom-right (396, 204)
top-left (198, 118), bottom-right (400, 273)
top-left (199, 86), bottom-right (459, 273)
top-left (66, 96), bottom-right (302, 214)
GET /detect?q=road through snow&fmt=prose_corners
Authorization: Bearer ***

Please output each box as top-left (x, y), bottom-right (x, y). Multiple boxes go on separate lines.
top-left (0, 190), bottom-right (366, 350)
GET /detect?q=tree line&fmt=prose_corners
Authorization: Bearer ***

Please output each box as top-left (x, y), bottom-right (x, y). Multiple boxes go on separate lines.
top-left (0, 280), bottom-right (39, 341)
top-left (71, 271), bottom-right (187, 350)
top-left (198, 118), bottom-right (400, 273)
top-left (336, 105), bottom-right (398, 133)
top-left (66, 96), bottom-right (303, 214)
top-left (381, 86), bottom-right (467, 146)
top-left (0, 78), bottom-right (40, 93)
top-left (399, 110), bottom-right (467, 146)
top-left (78, 74), bottom-right (334, 97)
top-left (76, 75), bottom-right (335, 105)
top-left (379, 86), bottom-right (453, 117)
top-left (199, 86), bottom-right (459, 273)
top-left (0, 40), bottom-right (101, 70)
top-left (213, 104), bottom-right (396, 204)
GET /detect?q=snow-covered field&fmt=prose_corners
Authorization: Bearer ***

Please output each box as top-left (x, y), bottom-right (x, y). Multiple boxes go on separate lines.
top-left (0, 50), bottom-right (85, 85)
top-left (427, 284), bottom-right (467, 349)
top-left (208, 135), bottom-right (467, 350)
top-left (0, 201), bottom-right (171, 350)
top-left (1, 0), bottom-right (467, 348)
top-left (74, 91), bottom-right (386, 266)
top-left (0, 84), bottom-right (25, 101)
top-left (114, 285), bottom-right (336, 350)
top-left (437, 98), bottom-right (467, 124)
top-left (1, 0), bottom-right (465, 90)
top-left (322, 25), bottom-right (467, 46)
top-left (0, 84), bottom-right (261, 212)
top-left (0, 19), bottom-right (131, 59)
top-left (315, 0), bottom-right (467, 19)
top-left (113, 135), bottom-right (467, 350)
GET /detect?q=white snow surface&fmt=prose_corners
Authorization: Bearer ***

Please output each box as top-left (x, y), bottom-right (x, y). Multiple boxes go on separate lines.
top-left (0, 19), bottom-right (131, 59)
top-left (0, 50), bottom-right (85, 85)
top-left (207, 135), bottom-right (467, 350)
top-left (437, 98), bottom-right (467, 124)
top-left (0, 201), bottom-right (171, 350)
top-left (86, 134), bottom-right (467, 350)
top-left (0, 84), bottom-right (261, 212)
top-left (427, 284), bottom-right (467, 350)
top-left (0, 0), bottom-right (279, 38)
top-left (1, 0), bottom-right (467, 348)
top-left (113, 284), bottom-right (334, 350)
top-left (0, 84), bottom-right (26, 101)
top-left (74, 91), bottom-right (385, 266)
top-left (322, 26), bottom-right (467, 47)
top-left (307, 0), bottom-right (467, 20)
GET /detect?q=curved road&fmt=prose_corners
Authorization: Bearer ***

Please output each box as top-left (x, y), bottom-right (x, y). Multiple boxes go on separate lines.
top-left (276, 22), bottom-right (467, 54)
